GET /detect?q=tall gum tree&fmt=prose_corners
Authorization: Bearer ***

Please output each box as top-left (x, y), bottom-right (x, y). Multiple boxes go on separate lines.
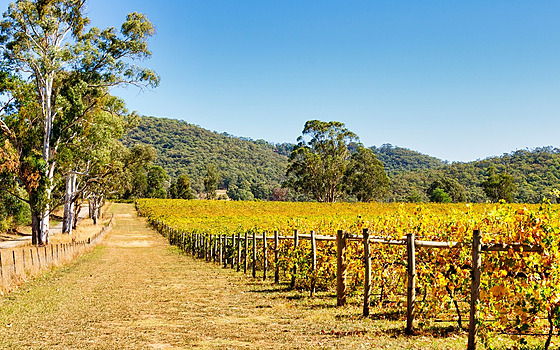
top-left (0, 0), bottom-right (159, 245)
top-left (286, 120), bottom-right (358, 202)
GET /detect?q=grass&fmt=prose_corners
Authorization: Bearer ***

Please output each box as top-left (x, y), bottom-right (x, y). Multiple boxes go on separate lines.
top-left (0, 203), bottom-right (552, 349)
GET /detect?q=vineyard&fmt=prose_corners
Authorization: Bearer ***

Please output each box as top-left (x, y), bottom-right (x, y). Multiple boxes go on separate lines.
top-left (137, 199), bottom-right (560, 349)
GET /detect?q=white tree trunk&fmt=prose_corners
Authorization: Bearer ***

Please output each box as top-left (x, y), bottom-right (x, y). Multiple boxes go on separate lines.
top-left (89, 195), bottom-right (99, 225)
top-left (38, 74), bottom-right (55, 245)
top-left (63, 174), bottom-right (77, 234)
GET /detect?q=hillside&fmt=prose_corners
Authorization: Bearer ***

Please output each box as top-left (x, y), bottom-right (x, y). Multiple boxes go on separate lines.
top-left (370, 144), bottom-right (446, 175)
top-left (123, 116), bottom-right (560, 204)
top-left (389, 147), bottom-right (560, 203)
top-left (123, 116), bottom-right (288, 199)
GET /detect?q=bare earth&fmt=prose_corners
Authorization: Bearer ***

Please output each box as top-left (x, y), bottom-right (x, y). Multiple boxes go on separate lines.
top-left (0, 203), bottom-right (466, 350)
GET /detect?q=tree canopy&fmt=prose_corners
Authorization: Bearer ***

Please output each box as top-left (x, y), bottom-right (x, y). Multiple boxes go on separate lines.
top-left (0, 0), bottom-right (158, 244)
top-left (286, 120), bottom-right (389, 203)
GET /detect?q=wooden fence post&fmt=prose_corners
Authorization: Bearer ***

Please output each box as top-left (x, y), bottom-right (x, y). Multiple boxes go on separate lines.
top-left (290, 229), bottom-right (299, 289)
top-left (210, 235), bottom-right (213, 262)
top-left (468, 230), bottom-right (482, 350)
top-left (244, 231), bottom-right (248, 274)
top-left (219, 234), bottom-right (223, 266)
top-left (310, 230), bottom-right (317, 297)
top-left (237, 233), bottom-right (241, 272)
top-left (12, 251), bottom-right (16, 276)
top-left (231, 234), bottom-right (235, 269)
top-left (337, 230), bottom-right (347, 306)
top-left (406, 233), bottom-right (416, 335)
top-left (363, 228), bottom-right (371, 317)
top-left (252, 230), bottom-right (257, 278)
top-left (224, 235), bottom-right (229, 268)
top-left (0, 253), bottom-right (3, 281)
top-left (274, 230), bottom-right (279, 284)
top-left (263, 231), bottom-right (268, 281)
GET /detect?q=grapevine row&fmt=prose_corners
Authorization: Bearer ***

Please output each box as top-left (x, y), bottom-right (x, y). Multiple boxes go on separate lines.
top-left (138, 199), bottom-right (560, 349)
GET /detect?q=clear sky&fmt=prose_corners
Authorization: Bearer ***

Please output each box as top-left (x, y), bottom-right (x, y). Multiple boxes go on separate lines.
top-left (3, 1), bottom-right (560, 162)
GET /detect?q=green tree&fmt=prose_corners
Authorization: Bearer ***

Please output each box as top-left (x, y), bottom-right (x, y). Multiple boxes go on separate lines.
top-left (429, 188), bottom-right (452, 203)
top-left (119, 144), bottom-right (156, 199)
top-left (481, 166), bottom-right (517, 202)
top-left (203, 165), bottom-right (218, 200)
top-left (169, 174), bottom-right (194, 199)
top-left (286, 120), bottom-right (358, 202)
top-left (146, 165), bottom-right (168, 199)
top-left (344, 146), bottom-right (390, 202)
top-left (0, 0), bottom-right (158, 245)
top-left (427, 177), bottom-right (466, 203)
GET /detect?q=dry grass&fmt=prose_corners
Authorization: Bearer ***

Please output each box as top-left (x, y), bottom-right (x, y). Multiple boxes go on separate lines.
top-left (0, 203), bottom-right (546, 349)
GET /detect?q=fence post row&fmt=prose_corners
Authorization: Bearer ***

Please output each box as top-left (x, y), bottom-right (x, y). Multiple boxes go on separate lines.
top-left (152, 220), bottom-right (503, 350)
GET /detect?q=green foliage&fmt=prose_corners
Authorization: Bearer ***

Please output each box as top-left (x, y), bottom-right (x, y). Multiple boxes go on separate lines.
top-left (427, 177), bottom-right (466, 203)
top-left (344, 146), bottom-right (390, 202)
top-left (0, 0), bottom-right (158, 242)
top-left (203, 164), bottom-right (218, 200)
top-left (146, 165), bottom-right (169, 199)
top-left (405, 189), bottom-right (425, 203)
top-left (122, 116), bottom-right (288, 199)
top-left (481, 166), bottom-right (517, 203)
top-left (168, 174), bottom-right (194, 199)
top-left (429, 188), bottom-right (452, 203)
top-left (371, 144), bottom-right (446, 175)
top-left (286, 120), bottom-right (358, 202)
top-left (386, 147), bottom-right (560, 203)
top-left (0, 189), bottom-right (30, 231)
top-left (117, 144), bottom-right (167, 199)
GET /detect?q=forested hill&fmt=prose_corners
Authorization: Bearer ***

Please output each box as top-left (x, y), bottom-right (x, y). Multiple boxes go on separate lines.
top-left (123, 116), bottom-right (288, 198)
top-left (124, 116), bottom-right (560, 203)
top-left (370, 144), bottom-right (446, 175)
top-left (389, 147), bottom-right (560, 203)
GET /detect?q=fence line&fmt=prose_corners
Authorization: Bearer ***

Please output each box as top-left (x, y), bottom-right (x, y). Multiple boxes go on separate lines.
top-left (0, 213), bottom-right (114, 293)
top-left (148, 218), bottom-right (545, 350)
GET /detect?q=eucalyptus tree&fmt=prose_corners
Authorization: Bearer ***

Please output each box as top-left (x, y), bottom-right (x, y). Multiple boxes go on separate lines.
top-left (203, 164), bottom-right (218, 200)
top-left (286, 120), bottom-right (358, 202)
top-left (58, 94), bottom-right (131, 232)
top-left (344, 146), bottom-right (390, 202)
top-left (0, 0), bottom-right (159, 245)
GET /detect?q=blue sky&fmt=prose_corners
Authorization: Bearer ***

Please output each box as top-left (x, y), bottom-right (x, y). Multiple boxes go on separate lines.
top-left (3, 1), bottom-right (560, 162)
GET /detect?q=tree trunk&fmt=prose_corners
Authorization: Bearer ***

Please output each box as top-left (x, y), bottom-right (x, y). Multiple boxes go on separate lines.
top-left (29, 191), bottom-right (47, 246)
top-left (97, 195), bottom-right (104, 220)
top-left (31, 211), bottom-right (40, 246)
top-left (62, 174), bottom-right (76, 234)
top-left (72, 202), bottom-right (81, 230)
top-left (89, 195), bottom-right (102, 225)
top-left (89, 196), bottom-right (97, 225)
